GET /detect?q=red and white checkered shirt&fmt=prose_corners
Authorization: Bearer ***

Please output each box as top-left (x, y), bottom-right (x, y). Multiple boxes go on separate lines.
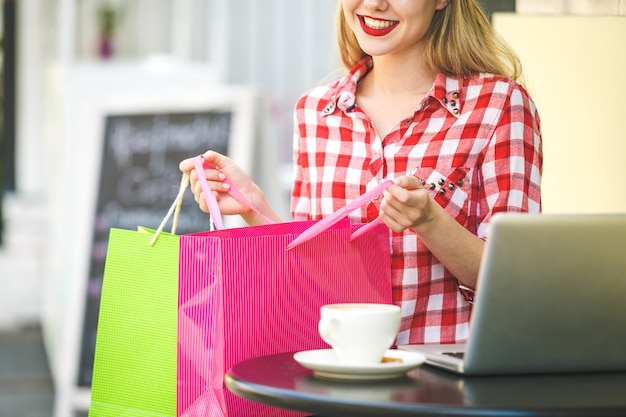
top-left (290, 57), bottom-right (542, 344)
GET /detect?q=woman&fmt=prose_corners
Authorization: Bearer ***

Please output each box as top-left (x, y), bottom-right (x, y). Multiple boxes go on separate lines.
top-left (180, 0), bottom-right (542, 344)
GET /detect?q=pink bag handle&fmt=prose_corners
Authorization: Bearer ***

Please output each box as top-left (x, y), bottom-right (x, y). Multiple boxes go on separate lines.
top-left (349, 217), bottom-right (384, 242)
top-left (192, 155), bottom-right (275, 229)
top-left (287, 179), bottom-right (394, 250)
top-left (194, 154), bottom-right (392, 246)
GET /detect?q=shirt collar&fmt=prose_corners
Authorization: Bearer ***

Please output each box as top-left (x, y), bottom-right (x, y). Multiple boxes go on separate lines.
top-left (321, 58), bottom-right (371, 116)
top-left (321, 56), bottom-right (463, 118)
top-left (431, 72), bottom-right (462, 117)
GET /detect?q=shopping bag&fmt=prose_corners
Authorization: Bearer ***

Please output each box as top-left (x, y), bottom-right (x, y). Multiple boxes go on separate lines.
top-left (89, 176), bottom-right (191, 417)
top-left (176, 156), bottom-right (394, 417)
top-left (89, 154), bottom-right (394, 417)
top-left (88, 227), bottom-right (179, 417)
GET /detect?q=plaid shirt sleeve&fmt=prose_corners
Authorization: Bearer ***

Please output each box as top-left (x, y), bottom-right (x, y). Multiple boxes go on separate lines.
top-left (476, 82), bottom-right (543, 239)
top-left (460, 81), bottom-right (543, 303)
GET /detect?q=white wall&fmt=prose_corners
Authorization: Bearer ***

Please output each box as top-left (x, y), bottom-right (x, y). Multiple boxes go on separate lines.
top-left (0, 195), bottom-right (45, 329)
top-left (218, 0), bottom-right (339, 165)
top-left (0, 0), bottom-right (47, 332)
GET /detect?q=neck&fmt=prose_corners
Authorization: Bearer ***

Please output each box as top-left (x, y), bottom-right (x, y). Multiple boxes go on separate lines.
top-left (361, 54), bottom-right (436, 99)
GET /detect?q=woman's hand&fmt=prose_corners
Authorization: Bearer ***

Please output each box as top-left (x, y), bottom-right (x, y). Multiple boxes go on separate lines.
top-left (380, 175), bottom-right (483, 289)
top-left (179, 150), bottom-right (281, 225)
top-left (379, 175), bottom-right (437, 234)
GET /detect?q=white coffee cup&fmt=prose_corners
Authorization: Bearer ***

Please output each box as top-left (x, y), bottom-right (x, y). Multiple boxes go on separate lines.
top-left (318, 303), bottom-right (401, 365)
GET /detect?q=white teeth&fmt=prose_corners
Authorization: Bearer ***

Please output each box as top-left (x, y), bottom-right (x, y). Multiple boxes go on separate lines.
top-left (363, 16), bottom-right (396, 30)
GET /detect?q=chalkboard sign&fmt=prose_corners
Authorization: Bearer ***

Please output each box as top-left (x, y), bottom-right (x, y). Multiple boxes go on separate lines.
top-left (77, 108), bottom-right (243, 386)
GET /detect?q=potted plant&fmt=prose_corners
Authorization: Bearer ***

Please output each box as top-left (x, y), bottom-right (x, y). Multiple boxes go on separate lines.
top-left (97, 3), bottom-right (122, 59)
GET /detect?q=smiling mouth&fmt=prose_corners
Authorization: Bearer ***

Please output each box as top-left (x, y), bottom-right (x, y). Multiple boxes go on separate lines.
top-left (362, 16), bottom-right (397, 29)
top-left (359, 15), bottom-right (398, 36)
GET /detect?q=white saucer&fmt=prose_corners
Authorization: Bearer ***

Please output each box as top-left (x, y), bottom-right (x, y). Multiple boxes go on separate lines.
top-left (293, 349), bottom-right (426, 380)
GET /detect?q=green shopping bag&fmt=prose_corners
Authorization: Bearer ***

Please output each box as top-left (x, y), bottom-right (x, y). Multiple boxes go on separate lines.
top-left (88, 227), bottom-right (179, 417)
top-left (89, 175), bottom-right (191, 416)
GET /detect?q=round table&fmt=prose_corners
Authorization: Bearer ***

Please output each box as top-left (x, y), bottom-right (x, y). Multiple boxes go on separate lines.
top-left (225, 352), bottom-right (626, 417)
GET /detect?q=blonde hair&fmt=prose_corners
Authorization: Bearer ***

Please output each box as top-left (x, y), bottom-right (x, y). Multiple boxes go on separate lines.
top-left (335, 0), bottom-right (522, 81)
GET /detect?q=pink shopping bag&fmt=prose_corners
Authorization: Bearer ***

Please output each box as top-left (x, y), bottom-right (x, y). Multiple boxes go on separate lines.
top-left (176, 156), bottom-right (394, 417)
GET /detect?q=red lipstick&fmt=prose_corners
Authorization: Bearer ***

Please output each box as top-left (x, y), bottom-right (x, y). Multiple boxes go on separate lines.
top-left (359, 15), bottom-right (398, 37)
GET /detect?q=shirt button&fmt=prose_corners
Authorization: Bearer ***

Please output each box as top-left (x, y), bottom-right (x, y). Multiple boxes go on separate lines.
top-left (453, 92), bottom-right (460, 99)
top-left (322, 101), bottom-right (336, 115)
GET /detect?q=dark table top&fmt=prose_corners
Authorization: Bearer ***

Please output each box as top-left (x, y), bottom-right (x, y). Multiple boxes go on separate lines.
top-left (225, 352), bottom-right (626, 417)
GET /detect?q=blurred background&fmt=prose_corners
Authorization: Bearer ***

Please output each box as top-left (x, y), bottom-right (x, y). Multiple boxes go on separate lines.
top-left (0, 1), bottom-right (624, 416)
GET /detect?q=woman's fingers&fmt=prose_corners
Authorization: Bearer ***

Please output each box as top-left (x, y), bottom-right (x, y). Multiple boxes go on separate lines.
top-left (380, 175), bottom-right (431, 232)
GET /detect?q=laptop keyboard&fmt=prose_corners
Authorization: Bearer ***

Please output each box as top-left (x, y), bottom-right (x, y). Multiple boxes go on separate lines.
top-left (443, 352), bottom-right (465, 359)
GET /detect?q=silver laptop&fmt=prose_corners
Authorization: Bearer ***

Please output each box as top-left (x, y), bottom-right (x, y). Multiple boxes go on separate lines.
top-left (399, 213), bottom-right (626, 375)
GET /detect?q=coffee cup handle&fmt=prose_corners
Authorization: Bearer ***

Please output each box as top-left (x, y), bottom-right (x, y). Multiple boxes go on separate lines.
top-left (318, 317), bottom-right (341, 347)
